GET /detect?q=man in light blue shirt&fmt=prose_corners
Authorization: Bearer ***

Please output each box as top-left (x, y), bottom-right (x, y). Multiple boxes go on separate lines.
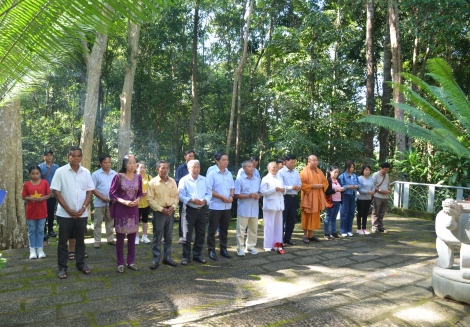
top-left (234, 160), bottom-right (261, 256)
top-left (278, 154), bottom-right (302, 245)
top-left (39, 150), bottom-right (59, 238)
top-left (236, 156), bottom-right (261, 180)
top-left (178, 159), bottom-right (212, 265)
top-left (206, 153), bottom-right (234, 260)
top-left (91, 154), bottom-right (117, 248)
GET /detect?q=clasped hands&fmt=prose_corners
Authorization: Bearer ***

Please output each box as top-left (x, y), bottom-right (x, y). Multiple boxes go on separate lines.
top-left (161, 206), bottom-right (175, 216)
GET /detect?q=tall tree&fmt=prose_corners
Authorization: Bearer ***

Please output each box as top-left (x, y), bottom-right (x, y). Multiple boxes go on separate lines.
top-left (379, 14), bottom-right (392, 163)
top-left (118, 19), bottom-right (141, 161)
top-left (189, 0), bottom-right (200, 149)
top-left (226, 0), bottom-right (255, 154)
top-left (364, 0), bottom-right (375, 158)
top-left (0, 98), bottom-right (27, 249)
top-left (80, 30), bottom-right (109, 169)
top-left (388, 0), bottom-right (406, 156)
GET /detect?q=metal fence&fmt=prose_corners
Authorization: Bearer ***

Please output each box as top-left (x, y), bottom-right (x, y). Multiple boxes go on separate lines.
top-left (390, 181), bottom-right (470, 214)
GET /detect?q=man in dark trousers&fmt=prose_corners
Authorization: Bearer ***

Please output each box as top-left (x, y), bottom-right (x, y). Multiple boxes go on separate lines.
top-left (175, 149), bottom-right (195, 243)
top-left (39, 150), bottom-right (59, 238)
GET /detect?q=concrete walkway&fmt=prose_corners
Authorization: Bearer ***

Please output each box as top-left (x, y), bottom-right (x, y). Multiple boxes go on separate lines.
top-left (1, 214), bottom-right (470, 326)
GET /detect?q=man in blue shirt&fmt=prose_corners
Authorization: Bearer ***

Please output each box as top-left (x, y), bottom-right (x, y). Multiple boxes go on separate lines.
top-left (91, 154), bottom-right (117, 248)
top-left (39, 150), bottom-right (59, 238)
top-left (206, 153), bottom-right (234, 260)
top-left (234, 160), bottom-right (261, 256)
top-left (178, 159), bottom-right (212, 265)
top-left (278, 154), bottom-right (302, 245)
top-left (236, 156), bottom-right (261, 180)
top-left (175, 149), bottom-right (195, 242)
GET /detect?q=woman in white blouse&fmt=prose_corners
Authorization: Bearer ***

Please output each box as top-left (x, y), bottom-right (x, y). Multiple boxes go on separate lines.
top-left (260, 162), bottom-right (286, 252)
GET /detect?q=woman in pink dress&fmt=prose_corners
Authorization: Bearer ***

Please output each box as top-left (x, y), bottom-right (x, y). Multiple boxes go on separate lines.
top-left (110, 155), bottom-right (143, 273)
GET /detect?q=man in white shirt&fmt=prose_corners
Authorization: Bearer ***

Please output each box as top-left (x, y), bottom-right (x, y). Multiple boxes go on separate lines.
top-left (50, 146), bottom-right (95, 279)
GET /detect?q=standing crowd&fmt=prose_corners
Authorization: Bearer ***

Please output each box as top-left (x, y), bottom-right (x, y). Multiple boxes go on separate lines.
top-left (21, 147), bottom-right (391, 279)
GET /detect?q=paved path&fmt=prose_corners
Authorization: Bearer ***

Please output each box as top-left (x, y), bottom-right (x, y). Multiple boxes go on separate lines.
top-left (1, 214), bottom-right (470, 326)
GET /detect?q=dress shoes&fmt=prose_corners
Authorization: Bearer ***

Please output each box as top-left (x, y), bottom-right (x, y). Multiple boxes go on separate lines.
top-left (309, 236), bottom-right (321, 242)
top-left (162, 258), bottom-right (177, 267)
top-left (181, 258), bottom-right (190, 265)
top-left (150, 262), bottom-right (159, 270)
top-left (208, 250), bottom-right (218, 261)
top-left (193, 256), bottom-right (207, 264)
top-left (220, 249), bottom-right (231, 258)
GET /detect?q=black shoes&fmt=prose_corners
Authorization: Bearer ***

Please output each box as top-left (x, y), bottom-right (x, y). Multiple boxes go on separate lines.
top-left (193, 256), bottom-right (207, 264)
top-left (208, 250), bottom-right (218, 261)
top-left (220, 249), bottom-right (231, 258)
top-left (284, 239), bottom-right (296, 245)
top-left (309, 236), bottom-right (321, 242)
top-left (181, 258), bottom-right (190, 265)
top-left (150, 262), bottom-right (159, 270)
top-left (324, 234), bottom-right (332, 240)
top-left (331, 233), bottom-right (340, 239)
top-left (162, 258), bottom-right (177, 267)
top-left (48, 230), bottom-right (57, 237)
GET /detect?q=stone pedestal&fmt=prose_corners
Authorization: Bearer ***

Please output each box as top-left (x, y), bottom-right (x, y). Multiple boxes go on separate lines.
top-left (432, 266), bottom-right (470, 304)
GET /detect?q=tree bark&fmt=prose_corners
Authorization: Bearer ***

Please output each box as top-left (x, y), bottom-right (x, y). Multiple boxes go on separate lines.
top-left (118, 20), bottom-right (141, 162)
top-left (364, 0), bottom-right (375, 158)
top-left (189, 0), bottom-right (200, 149)
top-left (0, 98), bottom-right (28, 249)
top-left (79, 31), bottom-right (109, 169)
top-left (226, 0), bottom-right (254, 154)
top-left (379, 12), bottom-right (392, 163)
top-left (235, 77), bottom-right (242, 168)
top-left (388, 0), bottom-right (406, 157)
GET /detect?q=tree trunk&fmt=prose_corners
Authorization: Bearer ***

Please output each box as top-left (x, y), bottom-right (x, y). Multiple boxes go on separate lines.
top-left (79, 31), bottom-right (109, 169)
top-left (364, 0), bottom-right (375, 158)
top-left (189, 0), bottom-right (200, 149)
top-left (235, 78), bottom-right (242, 168)
top-left (226, 0), bottom-right (254, 154)
top-left (0, 98), bottom-right (28, 249)
top-left (388, 0), bottom-right (406, 157)
top-left (118, 20), bottom-right (141, 162)
top-left (379, 12), bottom-right (392, 163)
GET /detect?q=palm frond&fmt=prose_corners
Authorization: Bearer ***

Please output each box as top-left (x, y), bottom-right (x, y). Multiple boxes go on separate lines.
top-left (0, 0), bottom-right (166, 101)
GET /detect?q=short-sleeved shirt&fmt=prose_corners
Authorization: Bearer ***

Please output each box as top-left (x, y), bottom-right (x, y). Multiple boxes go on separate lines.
top-left (137, 174), bottom-right (153, 208)
top-left (207, 167), bottom-right (235, 210)
top-left (92, 168), bottom-right (117, 207)
top-left (38, 162), bottom-right (59, 185)
top-left (22, 179), bottom-right (51, 219)
top-left (234, 174), bottom-right (260, 217)
top-left (372, 171), bottom-right (390, 199)
top-left (50, 163), bottom-right (95, 218)
top-left (178, 174), bottom-right (212, 208)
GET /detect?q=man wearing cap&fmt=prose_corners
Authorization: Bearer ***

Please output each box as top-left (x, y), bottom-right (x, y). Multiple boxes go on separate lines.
top-left (39, 150), bottom-right (60, 238)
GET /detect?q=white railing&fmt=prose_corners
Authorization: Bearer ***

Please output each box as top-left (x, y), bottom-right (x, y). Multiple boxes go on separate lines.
top-left (390, 181), bottom-right (470, 214)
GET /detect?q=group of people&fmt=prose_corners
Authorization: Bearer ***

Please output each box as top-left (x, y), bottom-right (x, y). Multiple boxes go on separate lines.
top-left (21, 146), bottom-right (391, 279)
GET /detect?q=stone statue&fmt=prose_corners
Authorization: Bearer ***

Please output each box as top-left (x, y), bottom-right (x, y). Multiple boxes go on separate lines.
top-left (435, 199), bottom-right (470, 279)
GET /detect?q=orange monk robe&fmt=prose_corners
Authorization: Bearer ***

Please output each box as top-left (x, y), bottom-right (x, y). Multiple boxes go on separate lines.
top-left (300, 167), bottom-right (329, 231)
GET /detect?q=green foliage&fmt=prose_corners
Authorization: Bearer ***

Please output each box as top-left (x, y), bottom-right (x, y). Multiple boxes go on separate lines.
top-left (359, 58), bottom-right (470, 158)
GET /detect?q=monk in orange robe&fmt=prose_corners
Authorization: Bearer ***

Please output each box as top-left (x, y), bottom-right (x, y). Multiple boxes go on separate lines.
top-left (300, 155), bottom-right (328, 243)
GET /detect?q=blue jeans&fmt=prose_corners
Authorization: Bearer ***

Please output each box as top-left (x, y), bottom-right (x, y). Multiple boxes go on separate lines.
top-left (27, 219), bottom-right (46, 248)
top-left (340, 194), bottom-right (356, 234)
top-left (324, 201), bottom-right (340, 234)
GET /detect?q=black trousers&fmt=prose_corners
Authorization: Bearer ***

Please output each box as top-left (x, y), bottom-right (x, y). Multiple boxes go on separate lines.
top-left (44, 197), bottom-right (57, 233)
top-left (207, 209), bottom-right (231, 251)
top-left (182, 205), bottom-right (207, 259)
top-left (283, 195), bottom-right (298, 242)
top-left (57, 216), bottom-right (87, 270)
top-left (178, 201), bottom-right (183, 237)
top-left (356, 199), bottom-right (372, 230)
top-left (152, 210), bottom-right (174, 262)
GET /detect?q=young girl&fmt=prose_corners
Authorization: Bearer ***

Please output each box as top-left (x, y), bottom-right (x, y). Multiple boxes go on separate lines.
top-left (22, 165), bottom-right (51, 259)
top-left (357, 164), bottom-right (375, 234)
top-left (324, 166), bottom-right (344, 240)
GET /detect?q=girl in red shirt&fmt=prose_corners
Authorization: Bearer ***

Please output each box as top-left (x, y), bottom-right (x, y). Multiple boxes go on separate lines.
top-left (22, 166), bottom-right (51, 259)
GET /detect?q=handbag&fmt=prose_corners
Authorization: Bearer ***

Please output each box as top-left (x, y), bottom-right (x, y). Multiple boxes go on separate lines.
top-left (325, 195), bottom-right (334, 208)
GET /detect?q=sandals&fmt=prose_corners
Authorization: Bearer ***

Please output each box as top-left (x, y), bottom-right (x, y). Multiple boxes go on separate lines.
top-left (68, 252), bottom-right (87, 259)
top-left (78, 265), bottom-right (91, 275)
top-left (58, 269), bottom-right (67, 279)
top-left (274, 242), bottom-right (286, 254)
top-left (302, 237), bottom-right (310, 244)
top-left (126, 263), bottom-right (138, 271)
top-left (117, 265), bottom-right (124, 273)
